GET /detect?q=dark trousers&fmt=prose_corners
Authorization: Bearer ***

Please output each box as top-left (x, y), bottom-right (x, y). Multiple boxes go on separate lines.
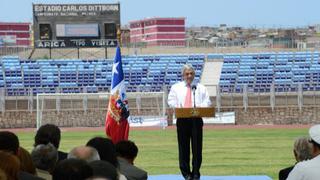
top-left (176, 118), bottom-right (203, 178)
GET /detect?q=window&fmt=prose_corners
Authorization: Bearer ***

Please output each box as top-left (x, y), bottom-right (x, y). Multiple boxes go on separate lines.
top-left (104, 23), bottom-right (116, 39)
top-left (39, 24), bottom-right (52, 40)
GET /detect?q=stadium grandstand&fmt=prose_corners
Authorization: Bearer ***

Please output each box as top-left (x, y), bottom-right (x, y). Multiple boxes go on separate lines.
top-left (0, 54), bottom-right (203, 95)
top-left (0, 50), bottom-right (319, 128)
top-left (1, 51), bottom-right (320, 95)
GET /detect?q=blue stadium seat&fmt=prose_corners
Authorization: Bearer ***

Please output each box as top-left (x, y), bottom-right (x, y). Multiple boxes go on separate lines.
top-left (218, 51), bottom-right (320, 93)
top-left (0, 54), bottom-right (204, 96)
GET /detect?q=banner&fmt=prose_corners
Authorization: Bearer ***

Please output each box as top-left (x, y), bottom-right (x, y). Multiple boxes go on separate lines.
top-left (127, 112), bottom-right (235, 127)
top-left (173, 112), bottom-right (235, 124)
top-left (128, 116), bottom-right (167, 127)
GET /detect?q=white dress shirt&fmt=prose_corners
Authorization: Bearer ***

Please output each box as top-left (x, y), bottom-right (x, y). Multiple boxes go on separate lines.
top-left (168, 81), bottom-right (211, 108)
top-left (287, 155), bottom-right (320, 180)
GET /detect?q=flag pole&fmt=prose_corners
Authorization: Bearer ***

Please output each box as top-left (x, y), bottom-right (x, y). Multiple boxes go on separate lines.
top-left (117, 24), bottom-right (122, 47)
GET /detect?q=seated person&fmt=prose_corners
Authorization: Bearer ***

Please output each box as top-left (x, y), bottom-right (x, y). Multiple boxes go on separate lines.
top-left (52, 158), bottom-right (93, 180)
top-left (68, 146), bottom-right (100, 163)
top-left (18, 146), bottom-right (37, 176)
top-left (279, 137), bottom-right (312, 180)
top-left (287, 124), bottom-right (320, 180)
top-left (115, 140), bottom-right (147, 180)
top-left (34, 124), bottom-right (67, 162)
top-left (89, 160), bottom-right (119, 180)
top-left (31, 143), bottom-right (58, 180)
top-left (0, 131), bottom-right (44, 180)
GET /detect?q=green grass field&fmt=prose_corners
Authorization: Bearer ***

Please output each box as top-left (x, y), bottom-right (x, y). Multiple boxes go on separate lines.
top-left (16, 127), bottom-right (309, 179)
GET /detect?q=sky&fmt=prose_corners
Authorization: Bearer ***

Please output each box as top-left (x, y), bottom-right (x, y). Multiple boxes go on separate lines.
top-left (1, 0), bottom-right (320, 28)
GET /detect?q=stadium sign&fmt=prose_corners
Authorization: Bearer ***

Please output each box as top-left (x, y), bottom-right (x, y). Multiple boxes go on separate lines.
top-left (33, 3), bottom-right (120, 48)
top-left (35, 39), bottom-right (118, 48)
top-left (33, 4), bottom-right (119, 17)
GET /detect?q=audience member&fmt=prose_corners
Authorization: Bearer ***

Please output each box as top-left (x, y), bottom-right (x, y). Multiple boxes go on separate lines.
top-left (86, 137), bottom-right (119, 167)
top-left (279, 137), bottom-right (312, 180)
top-left (0, 131), bottom-right (44, 180)
top-left (34, 124), bottom-right (67, 162)
top-left (115, 140), bottom-right (147, 180)
top-left (86, 137), bottom-right (127, 180)
top-left (0, 151), bottom-right (20, 180)
top-left (0, 131), bottom-right (19, 154)
top-left (68, 146), bottom-right (100, 162)
top-left (287, 124), bottom-right (320, 180)
top-left (31, 143), bottom-right (58, 180)
top-left (18, 147), bottom-right (37, 176)
top-left (89, 160), bottom-right (119, 180)
top-left (52, 158), bottom-right (93, 180)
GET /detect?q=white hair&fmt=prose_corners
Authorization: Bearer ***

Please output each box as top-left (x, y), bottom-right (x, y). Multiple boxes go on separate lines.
top-left (68, 146), bottom-right (100, 163)
top-left (181, 64), bottom-right (195, 76)
top-left (294, 137), bottom-right (313, 162)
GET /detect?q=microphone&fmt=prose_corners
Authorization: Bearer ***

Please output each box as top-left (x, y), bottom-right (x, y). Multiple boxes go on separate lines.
top-left (191, 85), bottom-right (197, 91)
top-left (191, 84), bottom-right (197, 108)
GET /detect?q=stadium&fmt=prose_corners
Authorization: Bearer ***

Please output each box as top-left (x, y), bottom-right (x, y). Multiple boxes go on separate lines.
top-left (0, 1), bottom-right (320, 180)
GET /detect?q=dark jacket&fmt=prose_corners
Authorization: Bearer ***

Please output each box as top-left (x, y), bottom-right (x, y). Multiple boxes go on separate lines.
top-left (58, 151), bottom-right (68, 162)
top-left (117, 157), bottom-right (148, 180)
top-left (279, 165), bottom-right (294, 180)
top-left (18, 171), bottom-right (45, 180)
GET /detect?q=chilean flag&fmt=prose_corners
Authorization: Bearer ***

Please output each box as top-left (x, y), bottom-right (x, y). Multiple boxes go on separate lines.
top-left (105, 46), bottom-right (130, 144)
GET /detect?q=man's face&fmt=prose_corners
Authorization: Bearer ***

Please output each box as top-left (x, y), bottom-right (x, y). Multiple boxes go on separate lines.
top-left (183, 69), bottom-right (195, 85)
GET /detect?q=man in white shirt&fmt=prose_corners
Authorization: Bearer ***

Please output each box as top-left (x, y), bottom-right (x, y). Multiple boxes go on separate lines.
top-left (287, 124), bottom-right (320, 180)
top-left (168, 64), bottom-right (211, 180)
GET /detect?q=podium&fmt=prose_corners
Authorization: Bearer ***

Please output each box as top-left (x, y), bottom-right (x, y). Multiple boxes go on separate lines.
top-left (174, 107), bottom-right (215, 119)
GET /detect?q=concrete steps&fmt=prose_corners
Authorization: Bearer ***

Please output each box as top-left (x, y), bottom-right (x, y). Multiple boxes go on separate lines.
top-left (200, 59), bottom-right (223, 96)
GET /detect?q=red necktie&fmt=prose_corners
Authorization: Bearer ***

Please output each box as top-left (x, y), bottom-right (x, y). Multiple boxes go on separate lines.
top-left (184, 85), bottom-right (192, 108)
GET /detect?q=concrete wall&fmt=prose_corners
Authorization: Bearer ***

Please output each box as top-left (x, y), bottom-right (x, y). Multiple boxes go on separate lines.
top-left (0, 106), bottom-right (319, 128)
top-left (29, 47), bottom-right (301, 59)
top-left (0, 110), bottom-right (107, 128)
top-left (0, 111), bottom-right (35, 128)
top-left (222, 107), bottom-right (320, 125)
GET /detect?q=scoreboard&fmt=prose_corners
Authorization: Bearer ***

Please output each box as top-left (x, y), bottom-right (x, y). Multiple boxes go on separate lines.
top-left (33, 4), bottom-right (120, 48)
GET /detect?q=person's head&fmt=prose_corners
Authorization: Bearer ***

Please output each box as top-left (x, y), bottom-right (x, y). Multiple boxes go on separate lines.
top-left (31, 143), bottom-right (58, 173)
top-left (293, 137), bottom-right (313, 162)
top-left (52, 158), bottom-right (93, 180)
top-left (0, 150), bottom-right (20, 180)
top-left (115, 140), bottom-right (138, 164)
top-left (309, 124), bottom-right (320, 157)
top-left (68, 146), bottom-right (100, 163)
top-left (34, 124), bottom-right (61, 149)
top-left (86, 137), bottom-right (118, 167)
top-left (17, 147), bottom-right (36, 175)
top-left (182, 64), bottom-right (195, 85)
top-left (0, 131), bottom-right (19, 155)
top-left (89, 160), bottom-right (118, 180)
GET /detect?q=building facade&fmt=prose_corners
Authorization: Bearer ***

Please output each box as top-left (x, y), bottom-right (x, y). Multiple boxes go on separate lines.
top-left (0, 22), bottom-right (31, 47)
top-left (130, 17), bottom-right (186, 46)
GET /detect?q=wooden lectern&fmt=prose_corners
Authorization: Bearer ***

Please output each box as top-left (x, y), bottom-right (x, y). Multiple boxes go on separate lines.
top-left (174, 107), bottom-right (215, 119)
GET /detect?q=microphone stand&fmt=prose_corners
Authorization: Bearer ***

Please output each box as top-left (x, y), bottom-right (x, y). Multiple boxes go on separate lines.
top-left (192, 85), bottom-right (197, 108)
top-left (191, 84), bottom-right (197, 145)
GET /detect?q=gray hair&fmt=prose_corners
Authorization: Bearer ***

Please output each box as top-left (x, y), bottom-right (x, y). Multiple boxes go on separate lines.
top-left (31, 143), bottom-right (58, 171)
top-left (181, 64), bottom-right (195, 76)
top-left (68, 146), bottom-right (100, 163)
top-left (294, 137), bottom-right (313, 162)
